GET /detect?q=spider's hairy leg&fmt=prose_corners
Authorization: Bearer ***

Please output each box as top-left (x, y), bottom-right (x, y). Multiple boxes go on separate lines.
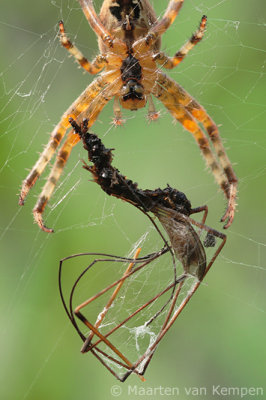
top-left (133, 0), bottom-right (184, 55)
top-left (33, 130), bottom-right (80, 233)
top-left (147, 95), bottom-right (160, 122)
top-left (33, 77), bottom-right (120, 233)
top-left (19, 76), bottom-right (108, 208)
top-left (77, 0), bottom-right (113, 46)
top-left (144, 0), bottom-right (184, 47)
top-left (186, 100), bottom-right (238, 228)
top-left (19, 119), bottom-right (69, 206)
top-left (77, 0), bottom-right (124, 51)
top-left (220, 184), bottom-right (237, 228)
top-left (59, 20), bottom-right (107, 74)
top-left (152, 75), bottom-right (234, 227)
top-left (112, 95), bottom-right (125, 126)
top-left (154, 15), bottom-right (207, 69)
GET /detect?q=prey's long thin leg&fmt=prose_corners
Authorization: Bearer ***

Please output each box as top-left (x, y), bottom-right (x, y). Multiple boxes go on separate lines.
top-left (131, 223), bottom-right (226, 379)
top-left (74, 307), bottom-right (145, 382)
top-left (80, 248), bottom-right (141, 353)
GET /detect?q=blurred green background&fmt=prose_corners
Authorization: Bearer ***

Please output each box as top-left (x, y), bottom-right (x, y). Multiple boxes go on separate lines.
top-left (1, 0), bottom-right (265, 399)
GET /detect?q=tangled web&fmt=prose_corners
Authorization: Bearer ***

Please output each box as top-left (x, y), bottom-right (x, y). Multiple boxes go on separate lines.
top-left (59, 225), bottom-right (222, 380)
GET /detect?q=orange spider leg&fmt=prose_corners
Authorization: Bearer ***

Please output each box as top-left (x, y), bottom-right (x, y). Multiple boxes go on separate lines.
top-left (147, 95), bottom-right (160, 121)
top-left (77, 0), bottom-right (114, 46)
top-left (186, 100), bottom-right (238, 228)
top-left (155, 15), bottom-right (207, 69)
top-left (112, 95), bottom-right (125, 126)
top-left (19, 75), bottom-right (109, 208)
top-left (59, 20), bottom-right (107, 74)
top-left (33, 77), bottom-right (121, 232)
top-left (19, 117), bottom-right (69, 206)
top-left (149, 0), bottom-right (184, 38)
top-left (133, 0), bottom-right (184, 54)
top-left (152, 73), bottom-right (237, 227)
top-left (77, 0), bottom-right (125, 55)
top-left (77, 0), bottom-right (128, 59)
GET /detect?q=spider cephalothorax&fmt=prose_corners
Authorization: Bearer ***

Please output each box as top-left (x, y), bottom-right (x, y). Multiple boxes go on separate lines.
top-left (19, 0), bottom-right (237, 232)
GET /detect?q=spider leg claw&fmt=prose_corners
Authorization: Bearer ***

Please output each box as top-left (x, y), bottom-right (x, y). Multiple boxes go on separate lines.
top-left (19, 176), bottom-right (38, 206)
top-left (19, 184), bottom-right (28, 205)
top-left (147, 111), bottom-right (160, 122)
top-left (221, 207), bottom-right (235, 230)
top-left (220, 184), bottom-right (237, 229)
top-left (33, 209), bottom-right (54, 233)
top-left (112, 117), bottom-right (125, 126)
top-left (19, 195), bottom-right (25, 206)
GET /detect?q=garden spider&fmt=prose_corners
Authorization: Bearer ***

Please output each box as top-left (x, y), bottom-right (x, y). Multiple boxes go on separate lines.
top-left (19, 0), bottom-right (237, 232)
top-left (58, 118), bottom-right (226, 381)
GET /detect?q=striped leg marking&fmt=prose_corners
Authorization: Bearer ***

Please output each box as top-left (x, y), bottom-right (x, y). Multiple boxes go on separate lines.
top-left (59, 21), bottom-right (107, 74)
top-left (19, 75), bottom-right (109, 207)
top-left (149, 0), bottom-right (184, 38)
top-left (152, 73), bottom-right (237, 228)
top-left (77, 0), bottom-right (115, 48)
top-left (32, 78), bottom-right (120, 232)
top-left (154, 15), bottom-right (207, 69)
